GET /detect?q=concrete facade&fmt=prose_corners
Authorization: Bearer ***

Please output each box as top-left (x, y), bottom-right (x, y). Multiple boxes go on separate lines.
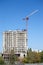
top-left (3, 30), bottom-right (27, 57)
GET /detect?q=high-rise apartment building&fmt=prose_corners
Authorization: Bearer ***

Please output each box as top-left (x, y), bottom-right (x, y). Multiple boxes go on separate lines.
top-left (3, 30), bottom-right (27, 57)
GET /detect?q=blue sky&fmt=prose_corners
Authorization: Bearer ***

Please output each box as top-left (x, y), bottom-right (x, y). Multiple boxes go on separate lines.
top-left (0, 0), bottom-right (43, 52)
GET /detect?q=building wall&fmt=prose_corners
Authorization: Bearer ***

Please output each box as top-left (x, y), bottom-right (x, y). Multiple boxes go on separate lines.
top-left (3, 30), bottom-right (27, 57)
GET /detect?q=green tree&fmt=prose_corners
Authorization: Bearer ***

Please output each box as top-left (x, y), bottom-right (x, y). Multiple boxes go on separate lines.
top-left (23, 48), bottom-right (41, 63)
top-left (40, 51), bottom-right (43, 62)
top-left (31, 52), bottom-right (40, 63)
top-left (27, 51), bottom-right (41, 63)
top-left (0, 56), bottom-right (5, 65)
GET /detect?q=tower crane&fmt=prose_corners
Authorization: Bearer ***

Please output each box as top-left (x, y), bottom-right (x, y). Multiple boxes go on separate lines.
top-left (22, 10), bottom-right (38, 49)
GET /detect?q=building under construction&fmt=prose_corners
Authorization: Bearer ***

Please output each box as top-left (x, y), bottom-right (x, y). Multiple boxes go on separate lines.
top-left (3, 30), bottom-right (27, 60)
